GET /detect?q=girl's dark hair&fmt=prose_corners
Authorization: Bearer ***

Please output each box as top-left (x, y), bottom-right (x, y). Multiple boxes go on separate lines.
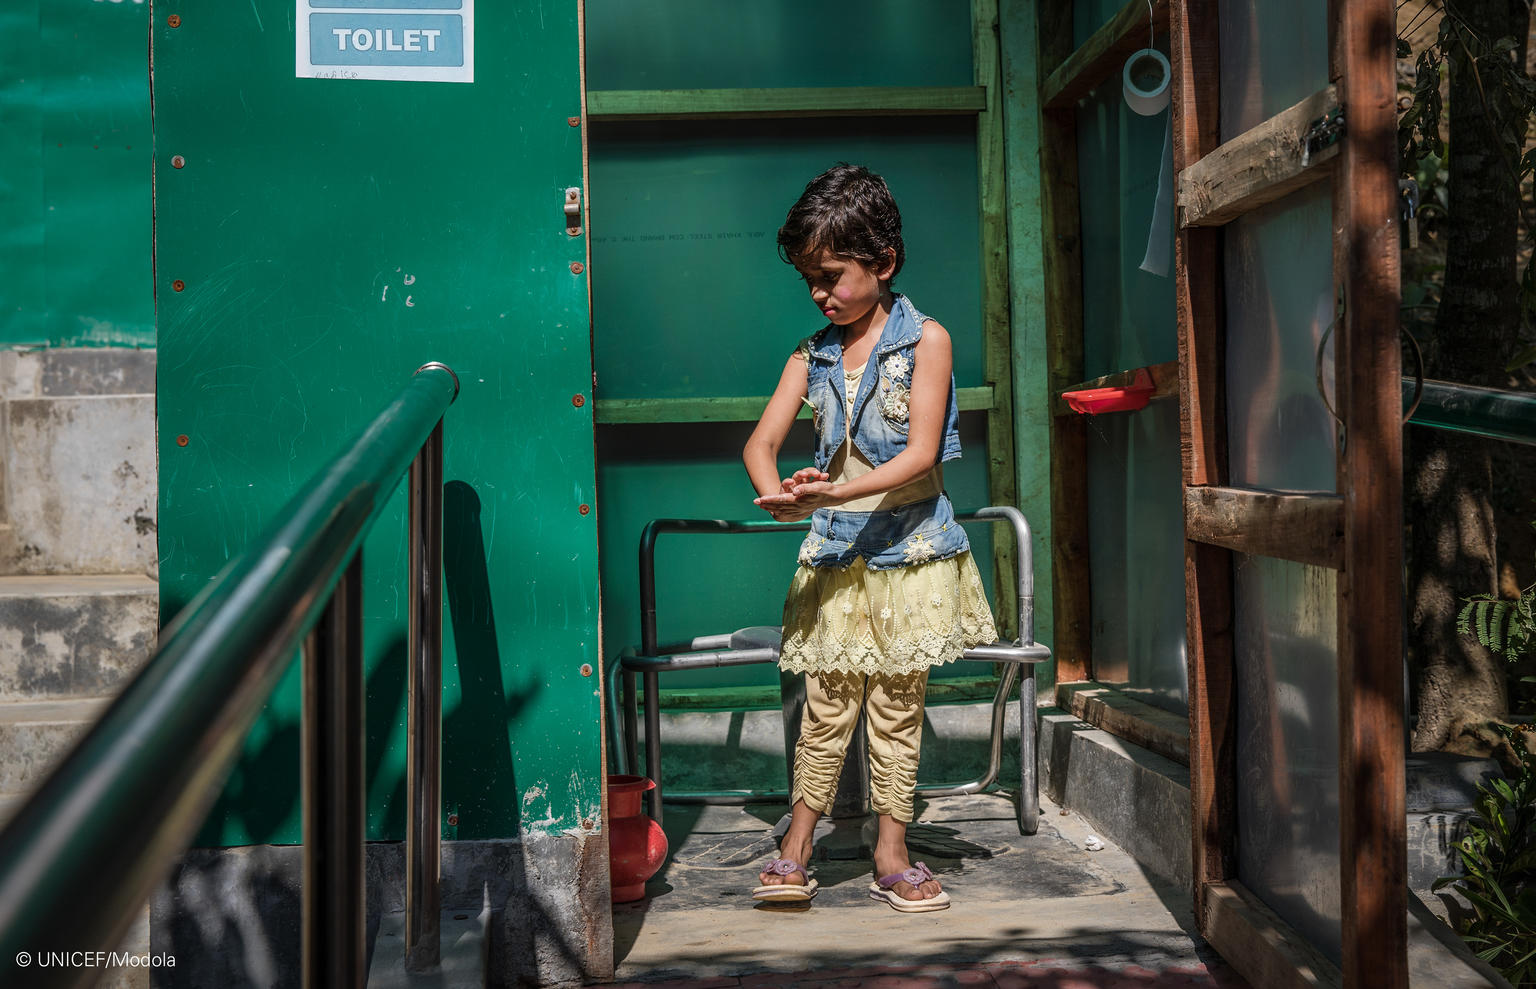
top-left (777, 164), bottom-right (904, 281)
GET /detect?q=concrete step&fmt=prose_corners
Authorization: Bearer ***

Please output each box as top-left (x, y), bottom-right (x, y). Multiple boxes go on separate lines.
top-left (0, 574), bottom-right (157, 701)
top-left (2, 394), bottom-right (157, 575)
top-left (0, 348), bottom-right (157, 576)
top-left (1, 347), bottom-right (156, 399)
top-left (367, 903), bottom-right (491, 989)
top-left (0, 696), bottom-right (110, 793)
top-left (0, 791), bottom-right (22, 828)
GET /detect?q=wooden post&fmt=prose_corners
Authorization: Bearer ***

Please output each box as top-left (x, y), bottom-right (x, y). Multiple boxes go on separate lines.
top-left (1170, 0), bottom-right (1235, 927)
top-left (1037, 0), bottom-right (1092, 682)
top-left (974, 0), bottom-right (1021, 641)
top-left (1333, 0), bottom-right (1407, 983)
top-left (998, 0), bottom-right (1058, 678)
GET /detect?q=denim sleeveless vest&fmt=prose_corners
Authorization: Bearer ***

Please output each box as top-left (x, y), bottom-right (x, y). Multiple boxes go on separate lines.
top-left (802, 294), bottom-right (963, 473)
top-left (796, 295), bottom-right (970, 572)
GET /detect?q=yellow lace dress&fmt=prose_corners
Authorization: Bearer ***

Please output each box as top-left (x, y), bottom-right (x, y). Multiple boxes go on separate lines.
top-left (779, 361), bottom-right (998, 676)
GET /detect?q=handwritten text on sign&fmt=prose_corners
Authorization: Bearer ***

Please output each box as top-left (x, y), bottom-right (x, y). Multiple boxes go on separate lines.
top-left (296, 0), bottom-right (474, 83)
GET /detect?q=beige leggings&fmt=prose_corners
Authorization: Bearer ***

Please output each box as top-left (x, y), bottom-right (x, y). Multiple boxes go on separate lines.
top-left (791, 668), bottom-right (929, 823)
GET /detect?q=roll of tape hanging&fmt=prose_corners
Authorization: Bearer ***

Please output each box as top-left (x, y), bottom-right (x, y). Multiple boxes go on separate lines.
top-left (1122, 48), bottom-right (1171, 116)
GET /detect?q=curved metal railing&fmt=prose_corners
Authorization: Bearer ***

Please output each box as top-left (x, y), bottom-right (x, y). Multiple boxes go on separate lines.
top-left (0, 362), bottom-right (459, 989)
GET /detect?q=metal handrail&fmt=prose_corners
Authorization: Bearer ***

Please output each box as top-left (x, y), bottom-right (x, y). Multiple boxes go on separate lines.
top-left (1404, 376), bottom-right (1536, 447)
top-left (0, 362), bottom-right (459, 989)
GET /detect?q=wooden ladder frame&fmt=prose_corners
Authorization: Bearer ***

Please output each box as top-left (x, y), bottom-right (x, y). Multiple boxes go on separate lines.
top-left (1035, 1), bottom-right (1405, 985)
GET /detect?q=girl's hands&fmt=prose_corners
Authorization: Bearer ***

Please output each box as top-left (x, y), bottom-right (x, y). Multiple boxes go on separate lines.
top-left (777, 480), bottom-right (839, 510)
top-left (754, 468), bottom-right (833, 521)
top-left (784, 467), bottom-right (828, 491)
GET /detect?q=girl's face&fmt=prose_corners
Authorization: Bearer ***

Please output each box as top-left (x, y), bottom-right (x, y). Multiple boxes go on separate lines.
top-left (792, 248), bottom-right (892, 327)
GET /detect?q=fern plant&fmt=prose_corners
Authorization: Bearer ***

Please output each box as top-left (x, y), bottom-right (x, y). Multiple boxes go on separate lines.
top-left (1434, 724), bottom-right (1536, 985)
top-left (1458, 587), bottom-right (1536, 663)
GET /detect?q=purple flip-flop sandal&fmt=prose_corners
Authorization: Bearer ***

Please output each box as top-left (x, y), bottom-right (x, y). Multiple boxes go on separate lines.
top-left (751, 858), bottom-right (818, 901)
top-left (868, 861), bottom-right (951, 912)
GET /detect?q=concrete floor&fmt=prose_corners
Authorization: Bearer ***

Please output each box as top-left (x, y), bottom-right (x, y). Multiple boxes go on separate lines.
top-left (608, 792), bottom-right (1246, 987)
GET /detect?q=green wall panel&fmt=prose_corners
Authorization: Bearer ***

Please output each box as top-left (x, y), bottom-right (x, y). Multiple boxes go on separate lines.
top-left (590, 119), bottom-right (985, 399)
top-left (1073, 0), bottom-right (1150, 47)
top-left (0, 0), bottom-right (153, 347)
top-left (596, 419), bottom-right (999, 691)
top-left (585, 0), bottom-right (973, 90)
top-left (154, 1), bottom-right (598, 845)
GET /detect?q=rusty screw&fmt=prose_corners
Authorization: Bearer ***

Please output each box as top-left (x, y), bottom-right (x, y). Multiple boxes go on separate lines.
top-left (175, 434), bottom-right (189, 447)
top-left (171, 155), bottom-right (185, 169)
top-left (568, 116), bottom-right (581, 127)
top-left (446, 813), bottom-right (459, 826)
top-left (570, 262), bottom-right (584, 275)
top-left (580, 663), bottom-right (593, 677)
top-left (572, 394), bottom-right (585, 408)
top-left (581, 818), bottom-right (595, 829)
top-left (167, 14), bottom-right (181, 28)
top-left (172, 279), bottom-right (185, 292)
top-left (578, 503), bottom-right (591, 516)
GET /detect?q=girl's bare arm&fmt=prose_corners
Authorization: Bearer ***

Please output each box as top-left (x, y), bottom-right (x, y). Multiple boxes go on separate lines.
top-left (765, 322), bottom-right (952, 508)
top-left (743, 355), bottom-right (824, 511)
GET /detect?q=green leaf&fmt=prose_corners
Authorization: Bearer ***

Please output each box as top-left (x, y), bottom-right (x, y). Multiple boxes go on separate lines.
top-left (1506, 344), bottom-right (1536, 373)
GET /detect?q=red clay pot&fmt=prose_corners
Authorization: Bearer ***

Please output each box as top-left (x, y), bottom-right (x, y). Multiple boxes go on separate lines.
top-left (607, 774), bottom-right (667, 903)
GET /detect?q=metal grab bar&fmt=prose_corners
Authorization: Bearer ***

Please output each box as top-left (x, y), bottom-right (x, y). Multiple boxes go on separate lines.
top-left (0, 362), bottom-right (458, 989)
top-left (1403, 375), bottom-right (1536, 447)
top-left (614, 506), bottom-right (1051, 835)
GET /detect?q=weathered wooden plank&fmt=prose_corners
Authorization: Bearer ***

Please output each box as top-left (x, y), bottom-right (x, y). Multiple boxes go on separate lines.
top-left (1204, 881), bottom-right (1344, 989)
top-left (1178, 85), bottom-right (1339, 228)
top-left (1056, 682), bottom-right (1190, 766)
top-left (1334, 0), bottom-right (1407, 984)
top-left (999, 0), bottom-right (1058, 688)
top-left (1171, 0), bottom-right (1234, 936)
top-left (585, 86), bottom-right (987, 121)
top-left (1184, 487), bottom-right (1345, 570)
top-left (1038, 2), bottom-right (1092, 684)
top-left (594, 386), bottom-right (996, 424)
top-left (974, 0), bottom-right (1021, 640)
top-left (1051, 359), bottom-right (1180, 417)
top-left (1041, 0), bottom-right (1170, 109)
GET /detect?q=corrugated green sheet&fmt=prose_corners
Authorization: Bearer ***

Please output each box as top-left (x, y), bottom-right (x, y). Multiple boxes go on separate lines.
top-left (0, 1), bottom-right (153, 347)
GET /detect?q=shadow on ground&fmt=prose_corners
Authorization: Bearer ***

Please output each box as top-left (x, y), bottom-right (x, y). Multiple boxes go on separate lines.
top-left (607, 794), bottom-right (1239, 987)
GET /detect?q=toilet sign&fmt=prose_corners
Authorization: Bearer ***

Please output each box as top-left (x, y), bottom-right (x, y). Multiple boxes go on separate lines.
top-left (297, 0), bottom-right (474, 83)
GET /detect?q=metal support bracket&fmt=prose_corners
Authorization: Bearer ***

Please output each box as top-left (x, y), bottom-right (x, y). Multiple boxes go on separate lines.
top-left (1301, 106), bottom-right (1345, 167)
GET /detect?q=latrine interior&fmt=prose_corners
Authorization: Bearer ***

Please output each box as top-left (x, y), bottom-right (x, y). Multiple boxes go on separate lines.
top-left (585, 1), bottom-right (1011, 698)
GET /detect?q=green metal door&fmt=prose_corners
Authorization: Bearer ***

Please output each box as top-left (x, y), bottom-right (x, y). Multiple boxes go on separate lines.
top-left (154, 1), bottom-right (599, 845)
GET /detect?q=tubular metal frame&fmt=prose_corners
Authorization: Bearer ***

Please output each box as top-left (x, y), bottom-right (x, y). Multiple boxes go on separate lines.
top-left (406, 416), bottom-right (446, 971)
top-left (0, 362), bottom-right (458, 989)
top-left (303, 553), bottom-right (367, 989)
top-left (611, 506), bottom-right (1051, 835)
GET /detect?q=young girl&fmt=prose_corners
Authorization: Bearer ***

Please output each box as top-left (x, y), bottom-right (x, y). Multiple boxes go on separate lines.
top-left (742, 164), bottom-right (998, 911)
